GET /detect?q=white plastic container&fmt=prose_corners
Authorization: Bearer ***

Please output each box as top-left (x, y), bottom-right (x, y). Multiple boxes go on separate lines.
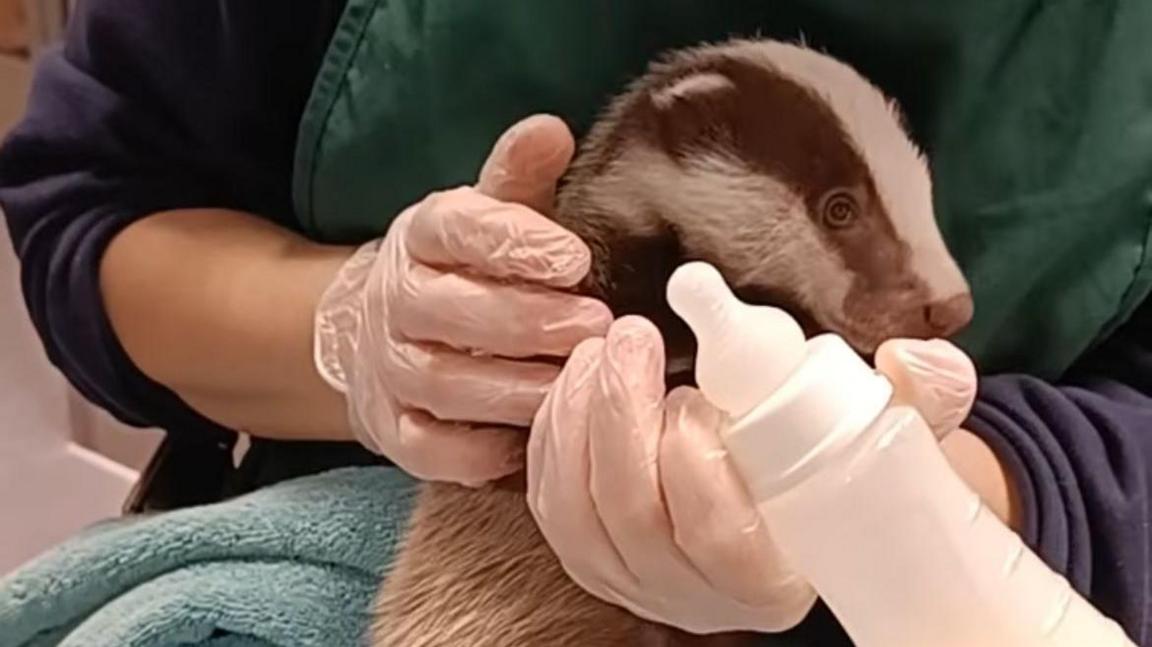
top-left (667, 262), bottom-right (1134, 647)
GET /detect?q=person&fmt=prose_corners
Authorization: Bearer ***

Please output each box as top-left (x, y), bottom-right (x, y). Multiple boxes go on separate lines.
top-left (0, 2), bottom-right (1147, 644)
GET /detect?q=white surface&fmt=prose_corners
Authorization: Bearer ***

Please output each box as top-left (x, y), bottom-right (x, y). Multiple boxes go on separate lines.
top-left (0, 444), bottom-right (136, 575)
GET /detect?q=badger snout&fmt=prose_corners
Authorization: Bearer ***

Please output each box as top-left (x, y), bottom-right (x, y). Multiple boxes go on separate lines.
top-left (925, 293), bottom-right (974, 336)
top-left (835, 277), bottom-right (973, 353)
top-left (888, 291), bottom-right (973, 340)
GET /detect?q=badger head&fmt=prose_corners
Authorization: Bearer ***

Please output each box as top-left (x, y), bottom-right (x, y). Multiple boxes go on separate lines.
top-left (556, 39), bottom-right (973, 367)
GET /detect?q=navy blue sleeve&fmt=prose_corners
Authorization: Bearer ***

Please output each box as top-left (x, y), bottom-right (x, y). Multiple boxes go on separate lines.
top-left (967, 300), bottom-right (1152, 643)
top-left (0, 1), bottom-right (344, 435)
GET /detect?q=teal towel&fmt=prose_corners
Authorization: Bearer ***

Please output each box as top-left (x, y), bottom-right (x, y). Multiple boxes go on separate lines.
top-left (0, 466), bottom-right (418, 647)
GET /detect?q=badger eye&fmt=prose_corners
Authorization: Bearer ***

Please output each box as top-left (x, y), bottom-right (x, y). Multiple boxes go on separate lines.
top-left (822, 192), bottom-right (859, 229)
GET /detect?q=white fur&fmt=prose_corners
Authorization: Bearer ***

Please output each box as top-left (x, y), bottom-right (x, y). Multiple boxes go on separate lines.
top-left (652, 72), bottom-right (737, 108)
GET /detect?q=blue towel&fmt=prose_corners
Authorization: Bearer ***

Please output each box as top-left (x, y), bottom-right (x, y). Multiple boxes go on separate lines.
top-left (0, 466), bottom-right (418, 647)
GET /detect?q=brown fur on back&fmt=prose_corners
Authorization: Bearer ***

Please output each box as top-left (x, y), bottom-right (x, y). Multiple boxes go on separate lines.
top-left (373, 481), bottom-right (753, 646)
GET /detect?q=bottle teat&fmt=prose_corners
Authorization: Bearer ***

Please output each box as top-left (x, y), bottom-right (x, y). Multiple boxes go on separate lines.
top-left (666, 262), bottom-right (808, 418)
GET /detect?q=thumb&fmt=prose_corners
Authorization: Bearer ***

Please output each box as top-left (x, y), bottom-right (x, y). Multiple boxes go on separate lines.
top-left (874, 339), bottom-right (977, 439)
top-left (477, 114), bottom-right (575, 214)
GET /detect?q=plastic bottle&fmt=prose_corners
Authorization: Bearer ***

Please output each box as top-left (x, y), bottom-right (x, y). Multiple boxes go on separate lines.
top-left (666, 262), bottom-right (1134, 647)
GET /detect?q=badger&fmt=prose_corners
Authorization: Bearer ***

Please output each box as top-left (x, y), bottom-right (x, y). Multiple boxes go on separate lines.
top-left (372, 39), bottom-right (973, 647)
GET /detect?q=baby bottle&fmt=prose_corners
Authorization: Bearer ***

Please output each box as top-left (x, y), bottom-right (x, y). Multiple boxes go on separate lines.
top-left (666, 262), bottom-right (1133, 647)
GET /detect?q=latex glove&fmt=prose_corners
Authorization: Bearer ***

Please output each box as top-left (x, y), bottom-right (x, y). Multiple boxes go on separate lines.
top-left (315, 115), bottom-right (612, 485)
top-left (875, 337), bottom-right (978, 438)
top-left (527, 317), bottom-right (977, 634)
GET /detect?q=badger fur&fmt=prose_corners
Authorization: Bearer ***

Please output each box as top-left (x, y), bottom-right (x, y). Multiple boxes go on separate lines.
top-left (372, 39), bottom-right (973, 647)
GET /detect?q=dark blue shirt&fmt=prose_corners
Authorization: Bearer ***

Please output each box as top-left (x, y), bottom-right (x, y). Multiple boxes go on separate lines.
top-left (0, 1), bottom-right (1148, 642)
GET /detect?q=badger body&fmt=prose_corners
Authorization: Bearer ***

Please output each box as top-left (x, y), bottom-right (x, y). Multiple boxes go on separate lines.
top-left (372, 39), bottom-right (972, 646)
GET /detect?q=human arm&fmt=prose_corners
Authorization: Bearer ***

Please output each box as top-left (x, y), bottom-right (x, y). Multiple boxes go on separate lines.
top-left (940, 428), bottom-right (1022, 528)
top-left (0, 0), bottom-right (346, 441)
top-left (2, 1), bottom-right (610, 485)
top-left (101, 129), bottom-right (610, 483)
top-left (100, 209), bottom-right (355, 440)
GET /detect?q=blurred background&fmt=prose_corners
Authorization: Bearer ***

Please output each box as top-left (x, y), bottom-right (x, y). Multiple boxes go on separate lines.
top-left (0, 0), bottom-right (161, 576)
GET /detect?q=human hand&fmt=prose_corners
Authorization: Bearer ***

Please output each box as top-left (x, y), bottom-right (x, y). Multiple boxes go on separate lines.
top-left (314, 115), bottom-right (612, 485)
top-left (527, 317), bottom-right (977, 633)
top-left (875, 337), bottom-right (978, 438)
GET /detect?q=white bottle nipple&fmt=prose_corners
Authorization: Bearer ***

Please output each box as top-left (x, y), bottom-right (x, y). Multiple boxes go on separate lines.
top-left (666, 262), bottom-right (808, 418)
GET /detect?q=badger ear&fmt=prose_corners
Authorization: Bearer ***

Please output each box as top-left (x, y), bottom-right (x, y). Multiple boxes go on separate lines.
top-left (651, 71), bottom-right (737, 107)
top-left (645, 70), bottom-right (740, 156)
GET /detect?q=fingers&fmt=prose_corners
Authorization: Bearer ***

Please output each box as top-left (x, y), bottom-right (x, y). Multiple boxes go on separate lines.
top-left (404, 187), bottom-right (591, 288)
top-left (384, 411), bottom-right (527, 485)
top-left (587, 318), bottom-right (708, 593)
top-left (390, 262), bottom-right (612, 358)
top-left (408, 114), bottom-right (582, 284)
top-left (660, 387), bottom-right (815, 621)
top-left (527, 338), bottom-right (600, 519)
top-left (527, 338), bottom-right (633, 597)
top-left (477, 114), bottom-right (575, 214)
top-left (384, 340), bottom-right (559, 426)
top-left (344, 368), bottom-right (528, 485)
top-left (875, 338), bottom-right (977, 438)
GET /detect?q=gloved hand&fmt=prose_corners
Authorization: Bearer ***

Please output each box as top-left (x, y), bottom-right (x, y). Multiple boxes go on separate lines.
top-left (875, 337), bottom-right (977, 439)
top-left (527, 316), bottom-right (977, 634)
top-left (315, 115), bottom-right (612, 486)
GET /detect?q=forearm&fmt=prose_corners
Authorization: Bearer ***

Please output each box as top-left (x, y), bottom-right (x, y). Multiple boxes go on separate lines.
top-left (941, 428), bottom-right (1021, 531)
top-left (100, 208), bottom-right (354, 441)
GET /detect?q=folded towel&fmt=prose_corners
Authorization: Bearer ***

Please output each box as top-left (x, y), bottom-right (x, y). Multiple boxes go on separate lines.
top-left (0, 466), bottom-right (418, 647)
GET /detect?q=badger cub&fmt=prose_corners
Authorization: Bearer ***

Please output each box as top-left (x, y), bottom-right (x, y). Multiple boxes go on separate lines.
top-left (372, 39), bottom-right (973, 646)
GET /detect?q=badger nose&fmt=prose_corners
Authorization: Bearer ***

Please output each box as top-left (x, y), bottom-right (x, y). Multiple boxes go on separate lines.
top-left (924, 293), bottom-right (974, 336)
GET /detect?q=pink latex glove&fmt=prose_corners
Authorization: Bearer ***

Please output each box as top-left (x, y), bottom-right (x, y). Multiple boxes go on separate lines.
top-left (527, 317), bottom-right (977, 634)
top-left (875, 337), bottom-right (978, 439)
top-left (315, 115), bottom-right (612, 485)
